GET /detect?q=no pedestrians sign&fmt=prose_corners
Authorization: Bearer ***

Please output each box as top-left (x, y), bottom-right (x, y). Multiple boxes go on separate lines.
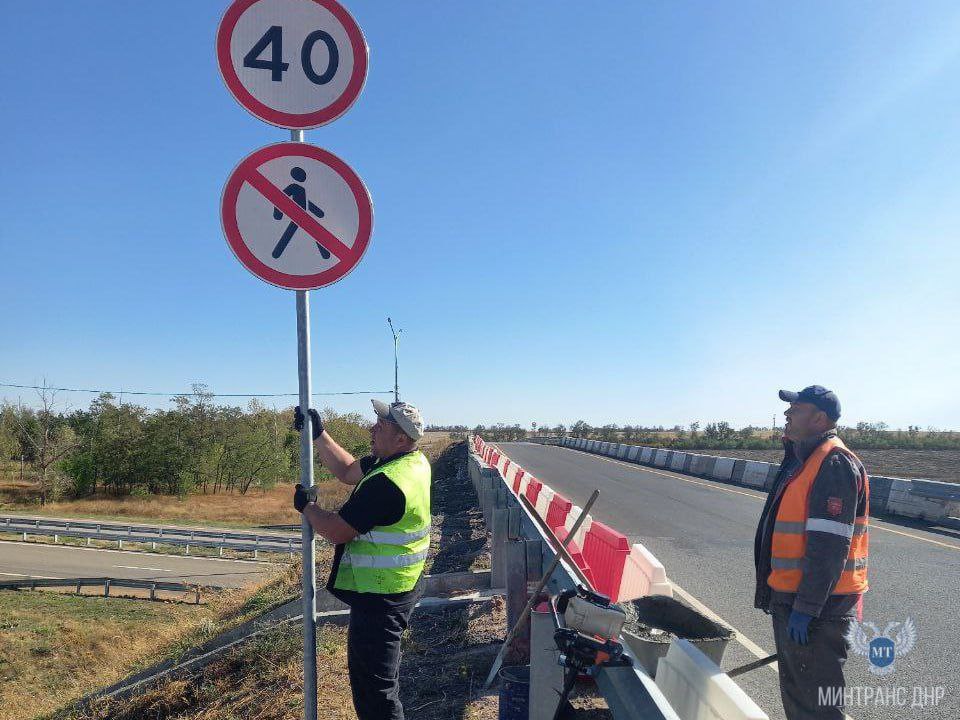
top-left (217, 0), bottom-right (368, 129)
top-left (221, 142), bottom-right (373, 290)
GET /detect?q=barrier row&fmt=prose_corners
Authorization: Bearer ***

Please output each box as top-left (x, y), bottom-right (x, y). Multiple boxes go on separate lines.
top-left (472, 436), bottom-right (670, 603)
top-left (469, 438), bottom-right (767, 720)
top-left (557, 437), bottom-right (958, 523)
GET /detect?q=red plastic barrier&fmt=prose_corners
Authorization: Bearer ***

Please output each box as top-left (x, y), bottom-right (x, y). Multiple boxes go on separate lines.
top-left (512, 469), bottom-right (525, 494)
top-left (554, 525), bottom-right (597, 588)
top-left (581, 520), bottom-right (631, 601)
top-left (545, 492), bottom-right (573, 533)
top-left (503, 459), bottom-right (511, 476)
top-left (524, 477), bottom-right (543, 506)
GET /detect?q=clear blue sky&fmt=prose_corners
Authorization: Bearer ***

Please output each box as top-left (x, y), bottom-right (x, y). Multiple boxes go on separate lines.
top-left (2, 1), bottom-right (959, 430)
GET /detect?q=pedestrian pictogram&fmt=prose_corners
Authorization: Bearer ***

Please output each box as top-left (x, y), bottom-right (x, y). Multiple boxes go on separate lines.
top-left (221, 142), bottom-right (373, 290)
top-left (217, 0), bottom-right (368, 129)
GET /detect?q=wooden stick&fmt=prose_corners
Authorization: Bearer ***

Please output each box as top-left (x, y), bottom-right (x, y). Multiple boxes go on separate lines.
top-left (483, 488), bottom-right (600, 688)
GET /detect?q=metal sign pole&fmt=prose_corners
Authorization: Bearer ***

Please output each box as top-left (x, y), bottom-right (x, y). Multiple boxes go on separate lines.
top-left (293, 126), bottom-right (318, 720)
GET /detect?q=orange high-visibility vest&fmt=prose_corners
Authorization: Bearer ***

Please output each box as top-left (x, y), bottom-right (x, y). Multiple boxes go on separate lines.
top-left (768, 436), bottom-right (869, 594)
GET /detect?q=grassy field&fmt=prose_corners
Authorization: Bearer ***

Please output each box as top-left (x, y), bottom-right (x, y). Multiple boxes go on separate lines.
top-left (0, 433), bottom-right (456, 528)
top-left (0, 561), bottom-right (301, 720)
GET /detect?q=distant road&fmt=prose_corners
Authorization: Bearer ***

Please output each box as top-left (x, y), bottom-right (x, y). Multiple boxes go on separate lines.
top-left (0, 540), bottom-right (279, 588)
top-left (498, 442), bottom-right (959, 720)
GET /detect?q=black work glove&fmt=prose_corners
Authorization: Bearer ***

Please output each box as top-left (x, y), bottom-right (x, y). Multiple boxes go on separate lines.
top-left (293, 406), bottom-right (324, 440)
top-left (293, 483), bottom-right (318, 513)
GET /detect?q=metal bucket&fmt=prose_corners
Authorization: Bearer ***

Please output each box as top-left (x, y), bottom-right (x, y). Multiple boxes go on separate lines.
top-left (498, 664), bottom-right (530, 720)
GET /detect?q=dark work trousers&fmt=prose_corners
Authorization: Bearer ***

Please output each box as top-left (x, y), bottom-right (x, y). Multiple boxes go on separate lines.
top-left (771, 604), bottom-right (853, 720)
top-left (347, 600), bottom-right (416, 720)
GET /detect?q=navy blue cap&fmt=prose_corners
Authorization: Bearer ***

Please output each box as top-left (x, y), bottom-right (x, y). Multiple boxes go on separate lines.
top-left (779, 385), bottom-right (841, 421)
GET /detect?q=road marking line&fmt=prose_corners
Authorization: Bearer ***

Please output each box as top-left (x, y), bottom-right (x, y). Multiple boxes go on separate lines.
top-left (548, 445), bottom-right (960, 552)
top-left (0, 572), bottom-right (63, 579)
top-left (114, 565), bottom-right (172, 572)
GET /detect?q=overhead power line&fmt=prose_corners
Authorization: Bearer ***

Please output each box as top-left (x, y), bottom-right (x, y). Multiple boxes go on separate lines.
top-left (0, 382), bottom-right (392, 399)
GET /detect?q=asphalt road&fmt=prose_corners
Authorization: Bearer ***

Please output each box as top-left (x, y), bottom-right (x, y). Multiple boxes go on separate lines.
top-left (498, 442), bottom-right (959, 720)
top-left (0, 540), bottom-right (279, 588)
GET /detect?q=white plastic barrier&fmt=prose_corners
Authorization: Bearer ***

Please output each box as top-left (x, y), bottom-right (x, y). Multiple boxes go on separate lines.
top-left (566, 504), bottom-right (593, 547)
top-left (504, 464), bottom-right (519, 490)
top-left (535, 485), bottom-right (555, 518)
top-left (740, 461), bottom-right (770, 489)
top-left (669, 452), bottom-right (687, 471)
top-left (711, 457), bottom-right (735, 481)
top-left (627, 445), bottom-right (640, 462)
top-left (518, 473), bottom-right (531, 497)
top-left (617, 543), bottom-right (673, 601)
top-left (641, 447), bottom-right (655, 464)
top-left (655, 639), bottom-right (768, 720)
top-left (886, 479), bottom-right (949, 521)
top-left (654, 449), bottom-right (670, 467)
top-left (618, 444), bottom-right (630, 459)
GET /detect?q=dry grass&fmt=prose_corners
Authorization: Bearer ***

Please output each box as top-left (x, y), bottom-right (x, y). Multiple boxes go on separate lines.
top-left (0, 560), bottom-right (301, 720)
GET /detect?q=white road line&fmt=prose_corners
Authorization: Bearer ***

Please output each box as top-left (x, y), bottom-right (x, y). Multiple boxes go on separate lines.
top-left (0, 571), bottom-right (63, 579)
top-left (114, 565), bottom-right (172, 572)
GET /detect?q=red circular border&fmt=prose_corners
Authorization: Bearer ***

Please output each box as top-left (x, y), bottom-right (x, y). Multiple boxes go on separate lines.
top-left (221, 142), bottom-right (373, 290)
top-left (216, 0), bottom-right (368, 129)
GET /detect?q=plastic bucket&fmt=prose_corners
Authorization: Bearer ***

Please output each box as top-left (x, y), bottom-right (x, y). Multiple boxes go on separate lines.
top-left (498, 665), bottom-right (530, 720)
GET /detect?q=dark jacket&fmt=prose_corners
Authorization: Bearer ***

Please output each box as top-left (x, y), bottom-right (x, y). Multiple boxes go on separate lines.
top-left (754, 430), bottom-right (867, 617)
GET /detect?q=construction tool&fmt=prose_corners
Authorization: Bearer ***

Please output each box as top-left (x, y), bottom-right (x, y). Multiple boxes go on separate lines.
top-left (549, 586), bottom-right (632, 720)
top-left (518, 492), bottom-right (593, 589)
top-left (728, 653), bottom-right (778, 677)
top-left (483, 488), bottom-right (600, 688)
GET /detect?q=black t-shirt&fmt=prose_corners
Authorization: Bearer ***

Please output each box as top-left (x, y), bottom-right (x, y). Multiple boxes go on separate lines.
top-left (326, 452), bottom-right (424, 610)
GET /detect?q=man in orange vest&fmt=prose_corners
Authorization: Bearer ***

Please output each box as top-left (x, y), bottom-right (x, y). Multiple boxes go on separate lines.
top-left (754, 385), bottom-right (869, 720)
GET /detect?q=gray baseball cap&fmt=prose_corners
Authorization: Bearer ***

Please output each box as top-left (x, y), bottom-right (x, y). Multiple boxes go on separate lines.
top-left (372, 399), bottom-right (424, 440)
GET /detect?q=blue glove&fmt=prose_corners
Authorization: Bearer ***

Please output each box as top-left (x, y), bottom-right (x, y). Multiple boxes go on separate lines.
top-left (788, 610), bottom-right (814, 645)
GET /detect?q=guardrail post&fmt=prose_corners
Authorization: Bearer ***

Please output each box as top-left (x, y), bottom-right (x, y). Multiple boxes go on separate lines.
top-left (127, 526), bottom-right (132, 536)
top-left (159, 527), bottom-right (163, 537)
top-left (507, 506), bottom-right (521, 540)
top-left (118, 539), bottom-right (123, 550)
top-left (54, 534), bottom-right (58, 544)
top-left (86, 537), bottom-right (91, 547)
top-left (104, 579), bottom-right (110, 597)
top-left (491, 508), bottom-right (510, 589)
top-left (76, 580), bottom-right (82, 595)
top-left (505, 539), bottom-right (531, 664)
top-left (219, 546), bottom-right (224, 557)
top-left (530, 604), bottom-right (564, 720)
top-left (22, 532), bottom-right (27, 542)
top-left (96, 524), bottom-right (101, 533)
top-left (151, 541), bottom-right (156, 551)
top-left (150, 583), bottom-right (156, 601)
top-left (185, 544), bottom-right (190, 555)
top-left (195, 587), bottom-right (201, 604)
top-left (289, 538), bottom-right (294, 558)
top-left (35, 519), bottom-right (39, 529)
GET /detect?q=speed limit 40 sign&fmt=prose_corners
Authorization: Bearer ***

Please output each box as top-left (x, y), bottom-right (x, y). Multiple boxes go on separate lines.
top-left (217, 0), bottom-right (369, 129)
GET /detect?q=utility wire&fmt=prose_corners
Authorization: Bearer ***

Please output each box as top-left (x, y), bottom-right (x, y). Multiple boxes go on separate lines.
top-left (0, 382), bottom-right (392, 398)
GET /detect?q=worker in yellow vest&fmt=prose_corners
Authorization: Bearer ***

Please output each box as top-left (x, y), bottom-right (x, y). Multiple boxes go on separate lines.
top-left (754, 386), bottom-right (869, 720)
top-left (292, 400), bottom-right (430, 720)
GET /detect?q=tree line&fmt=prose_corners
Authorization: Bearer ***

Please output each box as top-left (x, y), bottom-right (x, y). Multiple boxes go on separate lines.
top-left (0, 386), bottom-right (371, 505)
top-left (469, 420), bottom-right (960, 450)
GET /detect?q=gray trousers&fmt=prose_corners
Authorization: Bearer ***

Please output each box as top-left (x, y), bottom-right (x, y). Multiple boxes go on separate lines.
top-left (771, 604), bottom-right (853, 720)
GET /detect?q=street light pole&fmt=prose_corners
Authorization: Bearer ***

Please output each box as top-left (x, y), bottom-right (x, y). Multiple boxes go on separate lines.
top-left (387, 317), bottom-right (402, 403)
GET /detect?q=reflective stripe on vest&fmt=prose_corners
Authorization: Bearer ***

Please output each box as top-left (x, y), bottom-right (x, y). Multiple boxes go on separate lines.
top-left (341, 549), bottom-right (430, 569)
top-left (333, 451), bottom-right (432, 595)
top-left (767, 436), bottom-right (869, 595)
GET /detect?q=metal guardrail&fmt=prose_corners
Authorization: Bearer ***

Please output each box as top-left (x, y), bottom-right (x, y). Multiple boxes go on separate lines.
top-left (0, 515), bottom-right (300, 545)
top-left (0, 576), bottom-right (223, 603)
top-left (0, 518), bottom-right (298, 558)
